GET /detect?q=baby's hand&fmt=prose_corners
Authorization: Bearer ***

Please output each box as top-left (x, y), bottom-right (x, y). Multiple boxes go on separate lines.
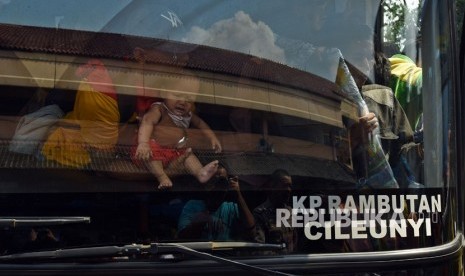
top-left (135, 142), bottom-right (152, 160)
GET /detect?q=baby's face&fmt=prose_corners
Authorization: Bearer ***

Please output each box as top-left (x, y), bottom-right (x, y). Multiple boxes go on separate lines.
top-left (164, 92), bottom-right (196, 116)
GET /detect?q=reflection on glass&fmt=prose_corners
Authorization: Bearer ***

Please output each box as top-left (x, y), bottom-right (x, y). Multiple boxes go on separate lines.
top-left (0, 0), bottom-right (452, 260)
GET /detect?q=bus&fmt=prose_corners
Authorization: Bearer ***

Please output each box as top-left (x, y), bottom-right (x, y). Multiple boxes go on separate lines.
top-left (0, 0), bottom-right (461, 275)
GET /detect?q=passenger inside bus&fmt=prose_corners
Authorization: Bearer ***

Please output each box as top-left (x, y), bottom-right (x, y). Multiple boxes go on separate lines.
top-left (329, 22), bottom-right (423, 189)
top-left (177, 163), bottom-right (255, 241)
top-left (360, 52), bottom-right (422, 189)
top-left (40, 59), bottom-right (121, 169)
top-left (253, 169), bottom-right (298, 253)
top-left (390, 40), bottom-right (423, 129)
top-left (389, 41), bottom-right (424, 185)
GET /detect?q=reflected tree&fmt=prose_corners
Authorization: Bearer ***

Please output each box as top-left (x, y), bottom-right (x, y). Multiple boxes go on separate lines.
top-left (383, 0), bottom-right (422, 52)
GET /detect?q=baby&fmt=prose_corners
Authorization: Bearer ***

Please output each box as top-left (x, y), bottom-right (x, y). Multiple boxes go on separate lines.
top-left (135, 86), bottom-right (222, 189)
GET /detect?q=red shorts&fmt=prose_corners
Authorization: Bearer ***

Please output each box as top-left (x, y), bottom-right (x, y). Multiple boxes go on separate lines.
top-left (132, 139), bottom-right (186, 168)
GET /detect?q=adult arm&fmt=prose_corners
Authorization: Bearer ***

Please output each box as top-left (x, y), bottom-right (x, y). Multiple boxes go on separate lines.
top-left (349, 112), bottom-right (378, 151)
top-left (229, 177), bottom-right (255, 239)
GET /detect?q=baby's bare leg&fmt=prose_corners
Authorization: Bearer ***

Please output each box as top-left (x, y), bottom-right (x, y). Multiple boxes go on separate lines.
top-left (147, 159), bottom-right (172, 189)
top-left (164, 148), bottom-right (192, 176)
top-left (184, 154), bottom-right (219, 184)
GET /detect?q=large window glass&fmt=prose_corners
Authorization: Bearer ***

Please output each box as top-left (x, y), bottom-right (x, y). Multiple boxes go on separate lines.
top-left (0, 0), bottom-right (456, 259)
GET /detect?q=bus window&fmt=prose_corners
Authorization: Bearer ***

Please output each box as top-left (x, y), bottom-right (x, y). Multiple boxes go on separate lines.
top-left (0, 0), bottom-right (462, 275)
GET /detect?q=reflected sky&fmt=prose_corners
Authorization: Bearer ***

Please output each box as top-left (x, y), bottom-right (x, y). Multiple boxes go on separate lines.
top-left (0, 0), bottom-right (381, 82)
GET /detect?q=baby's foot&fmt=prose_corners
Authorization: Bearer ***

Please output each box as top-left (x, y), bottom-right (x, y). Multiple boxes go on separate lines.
top-left (157, 174), bottom-right (173, 190)
top-left (197, 160), bottom-right (219, 183)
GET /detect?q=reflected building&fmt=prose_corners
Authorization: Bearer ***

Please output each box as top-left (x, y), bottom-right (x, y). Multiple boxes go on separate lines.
top-left (0, 23), bottom-right (359, 191)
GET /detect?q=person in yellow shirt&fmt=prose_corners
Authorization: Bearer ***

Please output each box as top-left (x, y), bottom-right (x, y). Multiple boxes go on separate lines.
top-left (41, 59), bottom-right (120, 168)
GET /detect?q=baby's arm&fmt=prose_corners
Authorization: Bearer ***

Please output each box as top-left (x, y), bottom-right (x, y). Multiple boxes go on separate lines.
top-left (135, 105), bottom-right (162, 159)
top-left (191, 114), bottom-right (222, 153)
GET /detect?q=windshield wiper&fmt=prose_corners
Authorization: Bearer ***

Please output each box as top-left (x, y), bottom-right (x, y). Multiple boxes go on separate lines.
top-left (155, 242), bottom-right (293, 276)
top-left (0, 242), bottom-right (294, 276)
top-left (0, 216), bottom-right (91, 227)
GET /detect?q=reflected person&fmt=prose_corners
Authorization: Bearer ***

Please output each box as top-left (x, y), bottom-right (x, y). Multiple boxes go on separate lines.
top-left (177, 164), bottom-right (255, 241)
top-left (253, 169), bottom-right (298, 253)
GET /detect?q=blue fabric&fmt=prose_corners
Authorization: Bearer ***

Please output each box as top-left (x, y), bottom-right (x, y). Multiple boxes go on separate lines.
top-left (177, 200), bottom-right (239, 241)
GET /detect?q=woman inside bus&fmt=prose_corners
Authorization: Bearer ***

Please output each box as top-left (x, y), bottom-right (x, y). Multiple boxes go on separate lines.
top-left (40, 59), bottom-right (121, 169)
